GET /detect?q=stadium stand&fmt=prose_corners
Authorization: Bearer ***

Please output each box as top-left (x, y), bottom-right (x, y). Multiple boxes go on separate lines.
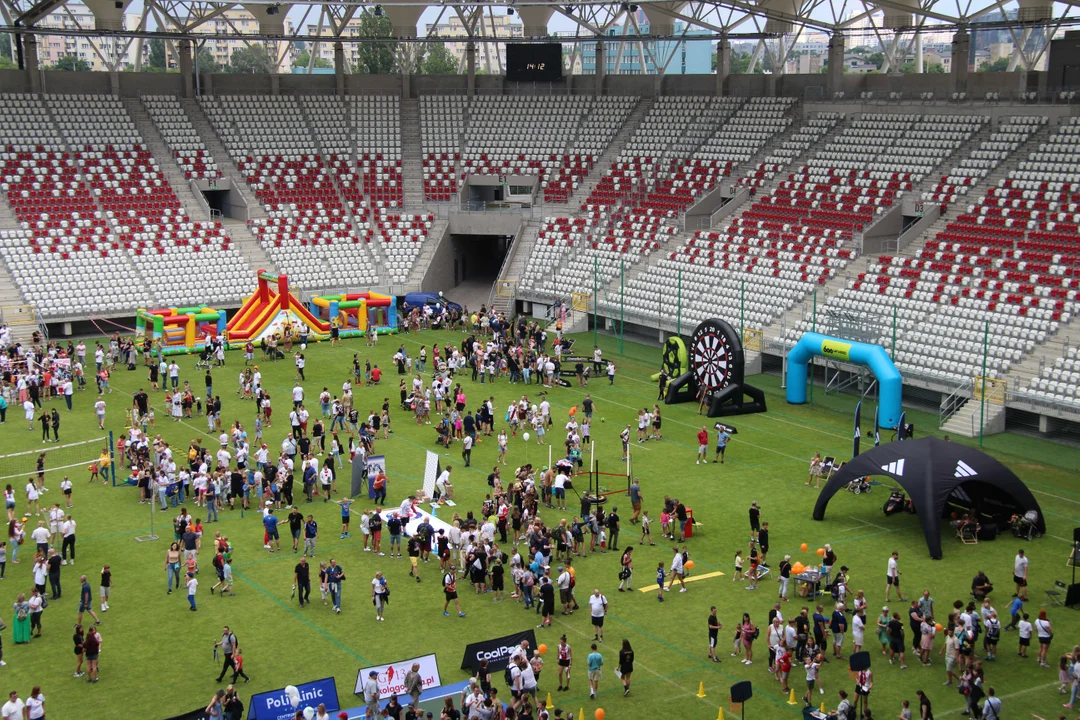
top-left (0, 94), bottom-right (249, 316)
top-left (783, 116), bottom-right (1078, 385)
top-left (201, 95), bottom-right (382, 290)
top-left (420, 96), bottom-right (464, 202)
top-left (141, 95), bottom-right (221, 181)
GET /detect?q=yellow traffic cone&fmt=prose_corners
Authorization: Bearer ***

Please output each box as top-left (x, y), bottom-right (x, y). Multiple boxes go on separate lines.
top-left (697, 681), bottom-right (707, 698)
top-left (546, 692), bottom-right (553, 708)
top-left (578, 709), bottom-right (585, 720)
top-left (716, 707), bottom-right (725, 720)
top-left (787, 688), bottom-right (798, 706)
top-left (820, 701), bottom-right (827, 713)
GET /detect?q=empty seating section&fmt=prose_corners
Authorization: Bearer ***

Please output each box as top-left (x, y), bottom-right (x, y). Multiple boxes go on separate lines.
top-left (784, 116), bottom-right (1079, 385)
top-left (623, 112), bottom-right (983, 332)
top-left (0, 96), bottom-right (147, 315)
top-left (1025, 347), bottom-right (1080, 404)
top-left (200, 95), bottom-right (378, 290)
top-left (922, 117), bottom-right (1044, 208)
top-left (461, 97), bottom-right (587, 191)
top-left (141, 95), bottom-right (220, 181)
top-left (543, 96), bottom-right (638, 202)
top-left (0, 94), bottom-right (250, 316)
top-left (48, 95), bottom-right (248, 308)
top-left (420, 96), bottom-right (464, 201)
top-left (743, 113), bottom-right (842, 188)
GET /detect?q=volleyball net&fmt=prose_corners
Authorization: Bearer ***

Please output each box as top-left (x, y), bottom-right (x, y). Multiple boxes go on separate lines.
top-left (0, 433), bottom-right (116, 486)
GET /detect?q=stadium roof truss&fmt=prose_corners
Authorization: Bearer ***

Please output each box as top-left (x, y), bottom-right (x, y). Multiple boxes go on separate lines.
top-left (0, 0), bottom-right (1076, 75)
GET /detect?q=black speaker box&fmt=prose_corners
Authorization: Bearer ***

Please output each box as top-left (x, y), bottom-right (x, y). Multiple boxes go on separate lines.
top-left (730, 680), bottom-right (753, 703)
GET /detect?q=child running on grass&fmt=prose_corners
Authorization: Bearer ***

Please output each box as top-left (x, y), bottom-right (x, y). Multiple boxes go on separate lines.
top-left (655, 562), bottom-right (665, 603)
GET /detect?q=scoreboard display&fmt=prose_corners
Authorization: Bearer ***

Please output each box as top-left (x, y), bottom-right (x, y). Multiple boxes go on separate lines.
top-left (506, 43), bottom-right (564, 82)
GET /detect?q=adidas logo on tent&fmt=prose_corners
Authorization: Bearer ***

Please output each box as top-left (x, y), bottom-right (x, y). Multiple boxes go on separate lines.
top-left (954, 460), bottom-right (977, 478)
top-left (881, 459), bottom-right (905, 476)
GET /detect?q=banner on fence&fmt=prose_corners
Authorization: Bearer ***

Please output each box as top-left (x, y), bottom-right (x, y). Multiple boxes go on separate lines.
top-left (247, 677), bottom-right (339, 720)
top-left (460, 630), bottom-right (538, 673)
top-left (353, 653), bottom-right (441, 697)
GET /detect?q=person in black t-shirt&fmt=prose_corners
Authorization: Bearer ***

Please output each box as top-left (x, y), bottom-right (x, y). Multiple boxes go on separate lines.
top-left (288, 508), bottom-right (303, 553)
top-left (293, 556), bottom-right (311, 606)
top-left (749, 502), bottom-right (761, 541)
top-left (887, 612), bottom-right (907, 668)
top-left (757, 523), bottom-right (770, 567)
top-left (708, 606), bottom-right (722, 662)
top-left (133, 389), bottom-right (149, 418)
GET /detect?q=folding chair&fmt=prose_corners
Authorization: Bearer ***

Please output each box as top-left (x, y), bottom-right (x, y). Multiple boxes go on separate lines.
top-left (1046, 580), bottom-right (1066, 607)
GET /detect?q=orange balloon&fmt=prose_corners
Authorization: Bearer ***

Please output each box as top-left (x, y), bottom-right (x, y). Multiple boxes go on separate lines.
top-left (792, 562), bottom-right (805, 575)
top-left (686, 560), bottom-right (695, 569)
top-left (595, 710), bottom-right (606, 720)
top-left (537, 644), bottom-right (548, 655)
top-left (800, 543), bottom-right (809, 552)
top-left (569, 406), bottom-right (578, 416)
top-left (934, 623), bottom-right (943, 632)
top-left (816, 548), bottom-right (825, 556)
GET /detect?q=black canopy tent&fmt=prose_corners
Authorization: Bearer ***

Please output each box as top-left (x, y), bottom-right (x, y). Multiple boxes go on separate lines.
top-left (812, 437), bottom-right (1044, 559)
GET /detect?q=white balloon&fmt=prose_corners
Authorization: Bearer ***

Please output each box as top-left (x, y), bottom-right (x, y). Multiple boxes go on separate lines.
top-left (303, 707), bottom-right (315, 720)
top-left (300, 343), bottom-right (307, 350)
top-left (523, 432), bottom-right (531, 442)
top-left (285, 686), bottom-right (300, 708)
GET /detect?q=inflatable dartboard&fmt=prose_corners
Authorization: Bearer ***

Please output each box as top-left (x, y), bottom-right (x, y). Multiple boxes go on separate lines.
top-left (690, 318), bottom-right (744, 391)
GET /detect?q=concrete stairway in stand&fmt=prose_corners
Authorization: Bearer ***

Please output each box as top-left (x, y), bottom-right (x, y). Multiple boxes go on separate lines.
top-left (400, 99), bottom-right (425, 208)
top-left (489, 216), bottom-right (542, 317)
top-left (123, 98), bottom-right (209, 219)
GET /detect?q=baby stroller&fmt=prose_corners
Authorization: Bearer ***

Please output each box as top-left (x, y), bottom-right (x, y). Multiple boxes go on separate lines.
top-left (193, 345), bottom-right (213, 371)
top-left (883, 490), bottom-right (906, 516)
top-left (1010, 510), bottom-right (1043, 540)
top-left (846, 474), bottom-right (872, 494)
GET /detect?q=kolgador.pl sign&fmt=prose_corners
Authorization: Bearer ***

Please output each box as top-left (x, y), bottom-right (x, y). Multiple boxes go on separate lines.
top-left (459, 630), bottom-right (537, 673)
top-left (247, 677), bottom-right (339, 720)
top-left (354, 653), bottom-right (441, 698)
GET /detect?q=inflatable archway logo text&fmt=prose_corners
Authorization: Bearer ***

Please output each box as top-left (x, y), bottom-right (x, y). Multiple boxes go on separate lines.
top-left (786, 332), bottom-right (903, 429)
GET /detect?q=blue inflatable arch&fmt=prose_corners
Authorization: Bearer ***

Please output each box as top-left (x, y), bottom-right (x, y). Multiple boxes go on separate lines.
top-left (786, 332), bottom-right (904, 429)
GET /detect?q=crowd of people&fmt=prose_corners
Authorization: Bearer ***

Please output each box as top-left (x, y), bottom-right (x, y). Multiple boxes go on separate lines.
top-left (0, 305), bottom-right (1063, 720)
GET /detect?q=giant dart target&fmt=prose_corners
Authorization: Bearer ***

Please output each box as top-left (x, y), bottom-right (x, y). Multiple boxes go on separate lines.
top-left (690, 318), bottom-right (744, 391)
top-left (663, 318), bottom-right (764, 418)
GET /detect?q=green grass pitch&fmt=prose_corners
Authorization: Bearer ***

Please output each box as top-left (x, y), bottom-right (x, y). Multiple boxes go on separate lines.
top-left (6, 328), bottom-right (1080, 720)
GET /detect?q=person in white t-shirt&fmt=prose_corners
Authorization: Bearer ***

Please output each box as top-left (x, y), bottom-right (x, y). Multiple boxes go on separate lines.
top-left (1013, 549), bottom-right (1029, 601)
top-left (885, 551), bottom-right (905, 602)
top-left (588, 588), bottom-right (608, 642)
top-left (92, 396), bottom-right (106, 430)
top-left (1, 691), bottom-right (24, 720)
top-left (23, 688), bottom-right (44, 720)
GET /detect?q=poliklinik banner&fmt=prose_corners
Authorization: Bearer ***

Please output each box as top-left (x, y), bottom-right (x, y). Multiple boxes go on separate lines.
top-left (247, 677), bottom-right (339, 720)
top-left (353, 652), bottom-right (441, 697)
top-left (460, 629), bottom-right (538, 673)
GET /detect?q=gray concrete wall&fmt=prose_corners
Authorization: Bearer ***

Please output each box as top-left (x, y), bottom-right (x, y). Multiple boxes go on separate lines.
top-left (448, 210), bottom-right (523, 236)
top-left (212, 73), bottom-right (273, 95)
top-left (279, 74), bottom-right (337, 95)
top-left (41, 70), bottom-right (112, 94)
top-left (119, 72), bottom-right (184, 97)
top-left (861, 204), bottom-right (904, 254)
top-left (1, 68), bottom-right (1062, 103)
top-left (346, 74), bottom-right (403, 95)
top-left (420, 224), bottom-right (461, 291)
top-left (0, 70), bottom-right (31, 93)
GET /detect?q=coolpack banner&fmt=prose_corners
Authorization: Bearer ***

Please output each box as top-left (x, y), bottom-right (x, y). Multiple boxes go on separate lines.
top-left (460, 630), bottom-right (537, 673)
top-left (247, 677), bottom-right (339, 720)
top-left (353, 652), bottom-right (442, 697)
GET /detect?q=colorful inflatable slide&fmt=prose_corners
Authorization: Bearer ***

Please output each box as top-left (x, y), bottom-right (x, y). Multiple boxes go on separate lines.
top-left (225, 271), bottom-right (336, 343)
